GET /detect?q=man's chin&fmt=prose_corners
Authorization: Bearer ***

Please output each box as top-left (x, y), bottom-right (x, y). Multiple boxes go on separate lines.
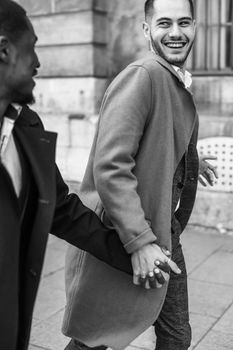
top-left (164, 53), bottom-right (188, 67)
top-left (14, 94), bottom-right (35, 106)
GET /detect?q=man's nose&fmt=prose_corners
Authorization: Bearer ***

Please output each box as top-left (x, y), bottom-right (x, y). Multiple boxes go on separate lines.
top-left (168, 23), bottom-right (182, 39)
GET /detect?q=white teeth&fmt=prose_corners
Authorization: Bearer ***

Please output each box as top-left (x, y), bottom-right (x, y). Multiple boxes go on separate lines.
top-left (165, 43), bottom-right (185, 48)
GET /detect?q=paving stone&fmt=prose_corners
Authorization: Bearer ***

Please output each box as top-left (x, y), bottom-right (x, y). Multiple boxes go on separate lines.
top-left (128, 327), bottom-right (155, 349)
top-left (46, 308), bottom-right (66, 326)
top-left (40, 269), bottom-right (65, 292)
top-left (30, 321), bottom-right (68, 350)
top-left (47, 235), bottom-right (63, 245)
top-left (213, 303), bottom-right (233, 334)
top-left (181, 227), bottom-right (223, 274)
top-left (33, 286), bottom-right (65, 321)
top-left (41, 245), bottom-right (66, 277)
top-left (31, 317), bottom-right (42, 328)
top-left (189, 312), bottom-right (216, 348)
top-left (47, 236), bottom-right (68, 253)
top-left (28, 345), bottom-right (49, 350)
top-left (188, 279), bottom-right (233, 318)
top-left (189, 250), bottom-right (233, 286)
top-left (194, 330), bottom-right (233, 350)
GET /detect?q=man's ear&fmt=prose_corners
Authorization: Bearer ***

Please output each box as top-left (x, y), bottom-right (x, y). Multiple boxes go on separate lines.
top-left (143, 22), bottom-right (153, 51)
top-left (0, 36), bottom-right (10, 63)
top-left (193, 19), bottom-right (196, 35)
top-left (142, 22), bottom-right (150, 40)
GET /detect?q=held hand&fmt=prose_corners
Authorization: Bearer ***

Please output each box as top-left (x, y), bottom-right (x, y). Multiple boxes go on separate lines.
top-left (198, 155), bottom-right (218, 187)
top-left (131, 243), bottom-right (181, 290)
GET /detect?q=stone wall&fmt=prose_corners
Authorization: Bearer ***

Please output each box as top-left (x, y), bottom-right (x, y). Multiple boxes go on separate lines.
top-left (16, 0), bottom-right (109, 116)
top-left (14, 0), bottom-right (233, 122)
top-left (106, 0), bottom-right (147, 77)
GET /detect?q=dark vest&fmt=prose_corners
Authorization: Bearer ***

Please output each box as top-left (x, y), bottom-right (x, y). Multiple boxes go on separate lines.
top-left (171, 120), bottom-right (199, 234)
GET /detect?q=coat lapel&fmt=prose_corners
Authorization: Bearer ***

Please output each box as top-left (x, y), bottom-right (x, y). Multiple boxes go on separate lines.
top-left (145, 51), bottom-right (185, 85)
top-left (150, 52), bottom-right (198, 157)
top-left (14, 107), bottom-right (57, 204)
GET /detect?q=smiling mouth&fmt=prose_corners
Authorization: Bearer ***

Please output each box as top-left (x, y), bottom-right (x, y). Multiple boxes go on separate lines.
top-left (164, 42), bottom-right (187, 49)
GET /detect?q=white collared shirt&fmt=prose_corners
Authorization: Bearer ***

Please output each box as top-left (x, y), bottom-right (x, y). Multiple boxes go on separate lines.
top-left (172, 65), bottom-right (192, 88)
top-left (0, 104), bottom-right (22, 197)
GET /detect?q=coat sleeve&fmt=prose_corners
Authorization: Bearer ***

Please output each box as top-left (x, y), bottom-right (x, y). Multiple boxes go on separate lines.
top-left (93, 65), bottom-right (157, 253)
top-left (50, 166), bottom-right (132, 275)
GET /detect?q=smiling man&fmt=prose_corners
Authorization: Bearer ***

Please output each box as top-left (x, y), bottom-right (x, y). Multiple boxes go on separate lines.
top-left (62, 1), bottom-right (207, 350)
top-left (144, 0), bottom-right (196, 68)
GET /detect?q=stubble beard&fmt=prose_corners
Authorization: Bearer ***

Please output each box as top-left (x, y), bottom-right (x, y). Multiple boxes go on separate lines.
top-left (11, 89), bottom-right (35, 106)
top-left (150, 34), bottom-right (193, 67)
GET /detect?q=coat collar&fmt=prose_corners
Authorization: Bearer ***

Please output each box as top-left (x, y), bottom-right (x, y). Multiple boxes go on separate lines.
top-left (144, 51), bottom-right (189, 87)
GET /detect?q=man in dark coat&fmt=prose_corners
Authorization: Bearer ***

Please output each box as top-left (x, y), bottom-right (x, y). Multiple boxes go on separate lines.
top-left (0, 1), bottom-right (169, 349)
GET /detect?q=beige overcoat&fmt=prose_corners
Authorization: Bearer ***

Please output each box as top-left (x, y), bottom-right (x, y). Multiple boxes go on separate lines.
top-left (62, 53), bottom-right (198, 349)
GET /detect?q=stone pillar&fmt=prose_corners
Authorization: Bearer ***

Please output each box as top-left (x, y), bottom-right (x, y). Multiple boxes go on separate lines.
top-left (17, 0), bottom-right (108, 116)
top-left (107, 0), bottom-right (147, 77)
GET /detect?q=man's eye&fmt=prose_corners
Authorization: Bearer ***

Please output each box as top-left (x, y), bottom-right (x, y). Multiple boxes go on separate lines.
top-left (158, 22), bottom-right (170, 28)
top-left (179, 21), bottom-right (191, 27)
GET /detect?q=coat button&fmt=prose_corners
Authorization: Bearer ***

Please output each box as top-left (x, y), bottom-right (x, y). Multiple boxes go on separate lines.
top-left (177, 182), bottom-right (184, 189)
top-left (29, 268), bottom-right (37, 277)
top-left (189, 176), bottom-right (195, 181)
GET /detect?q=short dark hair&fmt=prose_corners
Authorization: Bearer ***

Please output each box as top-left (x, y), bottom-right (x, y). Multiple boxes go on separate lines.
top-left (0, 0), bottom-right (29, 43)
top-left (144, 0), bottom-right (194, 21)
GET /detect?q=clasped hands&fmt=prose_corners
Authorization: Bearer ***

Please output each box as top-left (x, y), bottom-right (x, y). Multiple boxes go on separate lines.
top-left (131, 243), bottom-right (181, 289)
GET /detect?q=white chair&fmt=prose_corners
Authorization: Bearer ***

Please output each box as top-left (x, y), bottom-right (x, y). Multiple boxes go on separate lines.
top-left (197, 137), bottom-right (233, 193)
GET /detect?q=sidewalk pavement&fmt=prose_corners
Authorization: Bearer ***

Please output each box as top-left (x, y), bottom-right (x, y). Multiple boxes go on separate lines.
top-left (28, 218), bottom-right (233, 350)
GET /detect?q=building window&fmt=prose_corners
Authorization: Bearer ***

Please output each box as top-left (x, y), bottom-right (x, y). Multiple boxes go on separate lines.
top-left (188, 0), bottom-right (233, 74)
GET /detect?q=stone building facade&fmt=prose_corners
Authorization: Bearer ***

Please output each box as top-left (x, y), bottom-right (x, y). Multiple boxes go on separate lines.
top-left (14, 0), bottom-right (233, 179)
top-left (16, 0), bottom-right (233, 120)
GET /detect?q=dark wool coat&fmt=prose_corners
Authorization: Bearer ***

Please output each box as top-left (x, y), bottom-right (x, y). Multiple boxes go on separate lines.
top-left (63, 53), bottom-right (199, 349)
top-left (0, 106), bottom-right (131, 350)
